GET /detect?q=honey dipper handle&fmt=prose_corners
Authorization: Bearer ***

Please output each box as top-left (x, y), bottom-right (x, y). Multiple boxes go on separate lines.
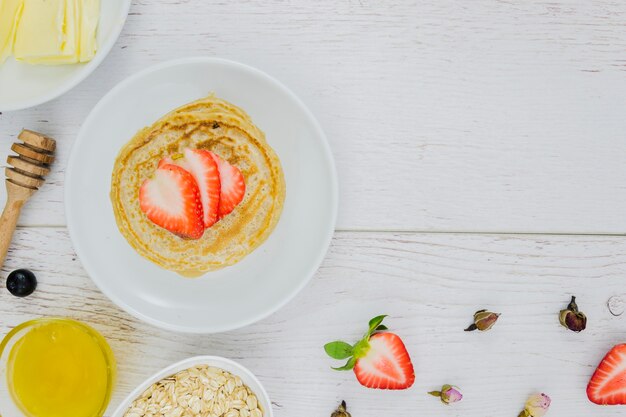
top-left (0, 197), bottom-right (24, 269)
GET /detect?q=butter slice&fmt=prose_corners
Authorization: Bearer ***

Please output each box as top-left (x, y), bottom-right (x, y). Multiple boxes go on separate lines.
top-left (4, 0), bottom-right (99, 66)
top-left (78, 0), bottom-right (99, 62)
top-left (13, 0), bottom-right (66, 61)
top-left (59, 0), bottom-right (78, 59)
top-left (24, 0), bottom-right (79, 64)
top-left (0, 0), bottom-right (23, 63)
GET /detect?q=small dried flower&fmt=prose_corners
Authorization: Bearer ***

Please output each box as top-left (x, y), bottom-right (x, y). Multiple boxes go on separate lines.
top-left (428, 384), bottom-right (463, 405)
top-left (331, 400), bottom-right (351, 417)
top-left (559, 296), bottom-right (586, 332)
top-left (464, 309), bottom-right (500, 332)
top-left (518, 393), bottom-right (551, 417)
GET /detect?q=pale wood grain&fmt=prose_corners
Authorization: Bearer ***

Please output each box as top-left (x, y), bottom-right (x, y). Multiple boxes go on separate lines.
top-left (1, 2), bottom-right (626, 416)
top-left (0, 185), bottom-right (28, 270)
top-left (2, 228), bottom-right (626, 416)
top-left (1, 0), bottom-right (626, 232)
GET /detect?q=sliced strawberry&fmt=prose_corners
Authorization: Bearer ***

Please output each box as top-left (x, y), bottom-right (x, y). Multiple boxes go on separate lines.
top-left (139, 164), bottom-right (205, 239)
top-left (324, 315), bottom-right (415, 390)
top-left (587, 344), bottom-right (626, 405)
top-left (354, 332), bottom-right (415, 389)
top-left (210, 152), bottom-right (246, 217)
top-left (166, 148), bottom-right (221, 228)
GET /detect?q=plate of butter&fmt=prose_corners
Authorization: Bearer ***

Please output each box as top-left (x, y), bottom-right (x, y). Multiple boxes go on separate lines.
top-left (0, 0), bottom-right (131, 111)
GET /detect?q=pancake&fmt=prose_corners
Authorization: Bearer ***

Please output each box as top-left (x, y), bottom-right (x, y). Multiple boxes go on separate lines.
top-left (110, 95), bottom-right (285, 277)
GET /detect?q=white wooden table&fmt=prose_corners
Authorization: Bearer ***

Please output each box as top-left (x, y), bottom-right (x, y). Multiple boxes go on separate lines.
top-left (1, 1), bottom-right (626, 416)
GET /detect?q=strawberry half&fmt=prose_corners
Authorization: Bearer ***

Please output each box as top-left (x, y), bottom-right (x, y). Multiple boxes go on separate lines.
top-left (209, 152), bottom-right (246, 218)
top-left (139, 164), bottom-right (205, 239)
top-left (587, 344), bottom-right (626, 405)
top-left (324, 315), bottom-right (415, 390)
top-left (164, 149), bottom-right (221, 228)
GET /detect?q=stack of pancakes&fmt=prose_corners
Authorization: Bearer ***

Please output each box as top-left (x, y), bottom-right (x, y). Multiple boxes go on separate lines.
top-left (110, 95), bottom-right (285, 277)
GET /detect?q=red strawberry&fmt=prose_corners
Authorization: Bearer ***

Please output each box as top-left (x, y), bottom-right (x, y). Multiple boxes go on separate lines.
top-left (165, 149), bottom-right (221, 228)
top-left (209, 152), bottom-right (246, 217)
top-left (139, 164), bottom-right (205, 239)
top-left (324, 315), bottom-right (415, 390)
top-left (353, 332), bottom-right (415, 389)
top-left (587, 344), bottom-right (626, 405)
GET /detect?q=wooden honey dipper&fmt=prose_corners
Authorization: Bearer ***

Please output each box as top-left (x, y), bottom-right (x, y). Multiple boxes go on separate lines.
top-left (0, 129), bottom-right (56, 269)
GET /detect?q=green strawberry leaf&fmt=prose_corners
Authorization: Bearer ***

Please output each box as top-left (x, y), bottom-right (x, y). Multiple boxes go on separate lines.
top-left (332, 356), bottom-right (357, 371)
top-left (324, 341), bottom-right (354, 359)
top-left (352, 338), bottom-right (371, 359)
top-left (375, 324), bottom-right (388, 332)
top-left (367, 315), bottom-right (388, 336)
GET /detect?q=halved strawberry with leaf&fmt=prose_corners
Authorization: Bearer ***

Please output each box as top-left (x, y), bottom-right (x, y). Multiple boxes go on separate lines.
top-left (139, 164), bottom-right (205, 239)
top-left (161, 148), bottom-right (221, 228)
top-left (210, 152), bottom-right (246, 218)
top-left (324, 315), bottom-right (415, 390)
top-left (587, 344), bottom-right (626, 405)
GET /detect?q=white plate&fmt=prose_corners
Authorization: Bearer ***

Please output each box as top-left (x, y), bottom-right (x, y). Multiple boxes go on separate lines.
top-left (111, 356), bottom-right (273, 417)
top-left (66, 57), bottom-right (338, 333)
top-left (0, 0), bottom-right (131, 111)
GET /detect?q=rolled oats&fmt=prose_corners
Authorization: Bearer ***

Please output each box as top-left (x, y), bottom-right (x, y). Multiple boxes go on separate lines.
top-left (124, 366), bottom-right (264, 417)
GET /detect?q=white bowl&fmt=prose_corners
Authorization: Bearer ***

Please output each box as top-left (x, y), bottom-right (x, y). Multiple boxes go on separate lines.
top-left (0, 0), bottom-right (131, 111)
top-left (65, 57), bottom-right (338, 333)
top-left (111, 356), bottom-right (273, 417)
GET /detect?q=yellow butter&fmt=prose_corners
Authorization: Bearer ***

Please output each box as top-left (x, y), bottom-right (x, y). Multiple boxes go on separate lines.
top-left (13, 0), bottom-right (65, 60)
top-left (0, 0), bottom-right (23, 63)
top-left (78, 0), bottom-right (99, 62)
top-left (8, 0), bottom-right (98, 65)
top-left (61, 0), bottom-right (78, 58)
top-left (19, 0), bottom-right (78, 64)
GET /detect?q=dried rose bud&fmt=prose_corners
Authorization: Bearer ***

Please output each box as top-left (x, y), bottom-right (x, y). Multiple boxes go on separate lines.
top-left (428, 384), bottom-right (463, 405)
top-left (464, 309), bottom-right (500, 332)
top-left (559, 296), bottom-right (586, 332)
top-left (331, 401), bottom-right (351, 417)
top-left (518, 393), bottom-right (551, 417)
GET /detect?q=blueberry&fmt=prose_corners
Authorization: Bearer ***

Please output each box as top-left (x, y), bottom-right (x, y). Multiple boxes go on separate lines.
top-left (6, 269), bottom-right (37, 297)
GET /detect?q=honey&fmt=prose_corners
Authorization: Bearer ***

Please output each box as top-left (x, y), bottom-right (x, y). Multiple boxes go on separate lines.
top-left (4, 318), bottom-right (115, 417)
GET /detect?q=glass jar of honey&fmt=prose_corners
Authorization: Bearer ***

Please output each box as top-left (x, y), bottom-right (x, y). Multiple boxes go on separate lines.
top-left (0, 318), bottom-right (116, 417)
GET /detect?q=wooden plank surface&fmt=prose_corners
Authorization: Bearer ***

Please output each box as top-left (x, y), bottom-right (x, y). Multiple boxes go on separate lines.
top-left (2, 2), bottom-right (626, 417)
top-left (1, 0), bottom-right (626, 233)
top-left (2, 229), bottom-right (626, 416)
